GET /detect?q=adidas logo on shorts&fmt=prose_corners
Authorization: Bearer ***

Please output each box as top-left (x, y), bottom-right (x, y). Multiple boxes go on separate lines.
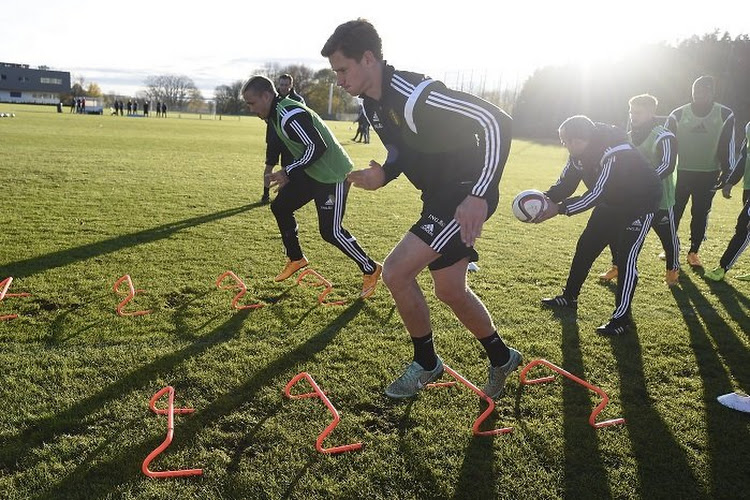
top-left (421, 223), bottom-right (434, 236)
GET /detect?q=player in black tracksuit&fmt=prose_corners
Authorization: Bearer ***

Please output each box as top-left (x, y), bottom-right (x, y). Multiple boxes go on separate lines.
top-left (261, 80), bottom-right (305, 203)
top-left (322, 19), bottom-right (520, 400)
top-left (538, 116), bottom-right (662, 335)
top-left (705, 126), bottom-right (750, 281)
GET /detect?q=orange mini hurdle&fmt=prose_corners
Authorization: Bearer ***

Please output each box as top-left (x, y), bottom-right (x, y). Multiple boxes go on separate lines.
top-left (0, 276), bottom-right (31, 321)
top-left (113, 275), bottom-right (152, 317)
top-left (216, 270), bottom-right (264, 310)
top-left (519, 358), bottom-right (625, 429)
top-left (283, 372), bottom-right (362, 454)
top-left (295, 269), bottom-right (345, 306)
top-left (428, 364), bottom-right (514, 437)
top-left (142, 386), bottom-right (203, 478)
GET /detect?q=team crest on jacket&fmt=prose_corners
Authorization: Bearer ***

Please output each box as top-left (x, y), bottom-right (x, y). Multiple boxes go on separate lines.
top-left (420, 223), bottom-right (434, 236)
top-left (371, 111), bottom-right (382, 129)
top-left (388, 109), bottom-right (400, 126)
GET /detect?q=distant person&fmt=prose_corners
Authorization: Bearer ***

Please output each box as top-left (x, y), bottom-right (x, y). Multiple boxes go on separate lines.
top-left (241, 75), bottom-right (381, 298)
top-left (76, 98), bottom-right (82, 114)
top-left (260, 74), bottom-right (305, 204)
top-left (599, 94), bottom-right (680, 286)
top-left (69, 98), bottom-right (76, 113)
top-left (156, 101), bottom-right (161, 117)
top-left (352, 105), bottom-right (369, 143)
top-left (161, 103), bottom-right (167, 117)
top-left (666, 75), bottom-right (736, 268)
top-left (143, 101), bottom-right (149, 117)
top-left (536, 116), bottom-right (662, 336)
top-left (705, 120), bottom-right (750, 282)
top-left (322, 19), bottom-right (519, 399)
top-left (127, 100), bottom-right (132, 115)
top-left (132, 100), bottom-right (138, 115)
top-left (81, 97), bottom-right (86, 114)
top-left (277, 73), bottom-right (305, 104)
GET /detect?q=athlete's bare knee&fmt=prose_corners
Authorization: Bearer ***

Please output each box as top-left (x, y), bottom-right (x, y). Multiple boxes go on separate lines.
top-left (382, 258), bottom-right (410, 292)
top-left (434, 280), bottom-right (468, 306)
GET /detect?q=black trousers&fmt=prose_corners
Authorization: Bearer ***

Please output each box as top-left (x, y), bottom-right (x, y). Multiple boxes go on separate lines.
top-left (674, 170), bottom-right (719, 253)
top-left (608, 207), bottom-right (680, 271)
top-left (565, 206), bottom-right (653, 320)
top-left (270, 173), bottom-right (377, 274)
top-left (719, 191), bottom-right (750, 271)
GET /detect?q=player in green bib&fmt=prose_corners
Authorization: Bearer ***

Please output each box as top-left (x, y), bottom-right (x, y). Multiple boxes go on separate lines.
top-left (666, 75), bottom-right (736, 268)
top-left (599, 94), bottom-right (679, 286)
top-left (241, 75), bottom-right (382, 298)
top-left (705, 120), bottom-right (750, 281)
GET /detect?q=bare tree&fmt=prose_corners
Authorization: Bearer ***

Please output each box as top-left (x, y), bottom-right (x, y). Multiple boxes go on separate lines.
top-left (144, 74), bottom-right (200, 111)
top-left (214, 80), bottom-right (245, 115)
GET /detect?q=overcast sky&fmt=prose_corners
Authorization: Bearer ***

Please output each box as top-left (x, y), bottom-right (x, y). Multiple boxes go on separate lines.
top-left (3, 0), bottom-right (746, 98)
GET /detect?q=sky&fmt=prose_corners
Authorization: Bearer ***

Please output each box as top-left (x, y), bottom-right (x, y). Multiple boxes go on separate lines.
top-left (3, 0), bottom-right (746, 99)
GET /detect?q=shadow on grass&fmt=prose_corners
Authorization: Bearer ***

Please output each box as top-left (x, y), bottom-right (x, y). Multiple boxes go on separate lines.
top-left (558, 313), bottom-right (612, 498)
top-left (0, 203), bottom-right (262, 279)
top-left (29, 301), bottom-right (364, 500)
top-left (451, 399), bottom-right (500, 500)
top-left (608, 328), bottom-right (703, 498)
top-left (0, 308), bottom-right (253, 477)
top-left (704, 278), bottom-right (750, 344)
top-left (670, 275), bottom-right (750, 499)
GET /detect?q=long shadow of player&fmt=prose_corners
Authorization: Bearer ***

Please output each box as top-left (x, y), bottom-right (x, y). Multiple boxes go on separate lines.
top-left (608, 327), bottom-right (702, 497)
top-left (0, 203), bottom-right (262, 280)
top-left (30, 301), bottom-right (364, 500)
top-left (670, 275), bottom-right (750, 499)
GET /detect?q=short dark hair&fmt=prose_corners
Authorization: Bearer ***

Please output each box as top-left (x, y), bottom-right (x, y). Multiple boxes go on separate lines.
top-left (279, 73), bottom-right (293, 84)
top-left (559, 115), bottom-right (596, 141)
top-left (321, 18), bottom-right (383, 62)
top-left (241, 75), bottom-right (276, 96)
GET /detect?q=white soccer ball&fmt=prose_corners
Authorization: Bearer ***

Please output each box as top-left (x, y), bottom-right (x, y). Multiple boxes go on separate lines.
top-left (512, 189), bottom-right (549, 223)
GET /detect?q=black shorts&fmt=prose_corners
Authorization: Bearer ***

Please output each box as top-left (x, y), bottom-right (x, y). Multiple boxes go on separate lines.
top-left (410, 188), bottom-right (499, 271)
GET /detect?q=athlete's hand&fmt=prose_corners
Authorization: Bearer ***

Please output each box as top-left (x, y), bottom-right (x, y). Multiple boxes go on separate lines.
top-left (722, 184), bottom-right (732, 199)
top-left (534, 198), bottom-right (559, 223)
top-left (347, 161), bottom-right (385, 190)
top-left (266, 169), bottom-right (289, 191)
top-left (455, 195), bottom-right (488, 247)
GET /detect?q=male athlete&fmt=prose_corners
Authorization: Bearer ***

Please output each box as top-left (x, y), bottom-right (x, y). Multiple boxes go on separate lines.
top-left (322, 19), bottom-right (519, 399)
top-left (242, 75), bottom-right (381, 297)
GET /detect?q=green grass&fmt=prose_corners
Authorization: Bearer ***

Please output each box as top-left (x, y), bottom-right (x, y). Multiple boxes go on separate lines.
top-left (0, 103), bottom-right (748, 500)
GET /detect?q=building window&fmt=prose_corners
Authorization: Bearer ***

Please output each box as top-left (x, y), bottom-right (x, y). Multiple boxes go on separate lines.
top-left (18, 76), bottom-right (29, 83)
top-left (40, 77), bottom-right (62, 85)
top-left (0, 74), bottom-right (6, 80)
top-left (10, 91), bottom-right (21, 98)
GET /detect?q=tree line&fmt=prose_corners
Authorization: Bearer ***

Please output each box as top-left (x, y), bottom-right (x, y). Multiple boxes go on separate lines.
top-left (67, 31), bottom-right (750, 134)
top-left (513, 32), bottom-right (750, 138)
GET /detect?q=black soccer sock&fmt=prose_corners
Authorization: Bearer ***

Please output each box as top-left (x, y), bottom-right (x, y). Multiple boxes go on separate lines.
top-left (479, 331), bottom-right (510, 367)
top-left (412, 332), bottom-right (437, 371)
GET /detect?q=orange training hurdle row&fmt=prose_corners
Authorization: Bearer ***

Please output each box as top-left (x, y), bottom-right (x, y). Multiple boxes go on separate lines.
top-left (295, 269), bottom-right (345, 306)
top-left (142, 386), bottom-right (203, 478)
top-left (0, 276), bottom-right (31, 321)
top-left (113, 275), bottom-right (152, 317)
top-left (283, 372), bottom-right (362, 454)
top-left (428, 365), bottom-right (514, 436)
top-left (216, 270), bottom-right (264, 310)
top-left (520, 358), bottom-right (625, 429)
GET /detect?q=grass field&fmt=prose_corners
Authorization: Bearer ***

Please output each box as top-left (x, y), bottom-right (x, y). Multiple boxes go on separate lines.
top-left (0, 103), bottom-right (748, 500)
